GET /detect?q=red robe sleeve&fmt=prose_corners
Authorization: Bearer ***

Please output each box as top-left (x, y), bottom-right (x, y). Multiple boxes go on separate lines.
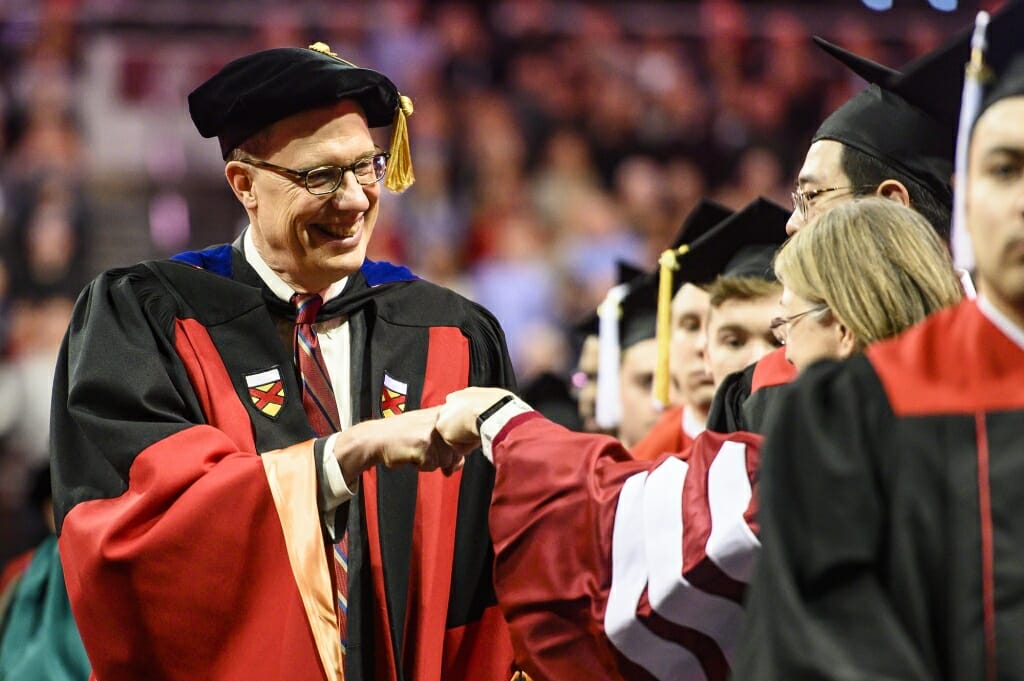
top-left (487, 412), bottom-right (763, 681)
top-left (52, 271), bottom-right (340, 681)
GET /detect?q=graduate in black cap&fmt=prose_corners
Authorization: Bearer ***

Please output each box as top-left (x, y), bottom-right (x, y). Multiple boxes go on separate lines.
top-left (736, 3), bottom-right (1024, 678)
top-left (706, 19), bottom-right (988, 435)
top-left (785, 27), bottom-right (971, 239)
top-left (587, 200), bottom-right (730, 451)
top-left (49, 43), bottom-right (517, 681)
top-left (632, 197), bottom-right (788, 461)
top-left (594, 264), bottom-right (661, 448)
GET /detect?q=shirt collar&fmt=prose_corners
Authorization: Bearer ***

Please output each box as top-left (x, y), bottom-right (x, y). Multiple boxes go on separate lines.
top-left (242, 226), bottom-right (348, 303)
top-left (681, 405), bottom-right (706, 440)
top-left (977, 294), bottom-right (1024, 353)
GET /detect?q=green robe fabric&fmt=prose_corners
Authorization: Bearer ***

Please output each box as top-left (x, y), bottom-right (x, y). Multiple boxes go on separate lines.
top-left (0, 535), bottom-right (90, 681)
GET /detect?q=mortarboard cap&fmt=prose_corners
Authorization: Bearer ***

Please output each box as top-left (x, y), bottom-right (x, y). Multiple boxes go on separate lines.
top-left (877, 0), bottom-right (1024, 125)
top-left (669, 199), bottom-right (734, 250)
top-left (982, 54), bottom-right (1024, 114)
top-left (813, 37), bottom-right (900, 86)
top-left (720, 244), bottom-right (780, 281)
top-left (617, 268), bottom-right (660, 351)
top-left (674, 197), bottom-right (790, 287)
top-left (651, 197), bottom-right (788, 405)
top-left (594, 265), bottom-right (661, 429)
top-left (188, 42), bottom-right (415, 191)
top-left (812, 39), bottom-right (954, 211)
top-left (572, 310), bottom-right (599, 341)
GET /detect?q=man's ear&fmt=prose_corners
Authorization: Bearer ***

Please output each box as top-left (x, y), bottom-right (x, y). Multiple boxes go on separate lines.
top-left (225, 161), bottom-right (258, 209)
top-left (835, 321), bottom-right (859, 360)
top-left (875, 179), bottom-right (911, 207)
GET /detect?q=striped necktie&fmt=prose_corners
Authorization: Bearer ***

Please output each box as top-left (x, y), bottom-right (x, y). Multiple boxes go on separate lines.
top-left (292, 293), bottom-right (349, 654)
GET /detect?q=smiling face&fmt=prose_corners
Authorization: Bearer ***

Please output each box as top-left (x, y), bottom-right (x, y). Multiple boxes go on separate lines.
top-left (967, 96), bottom-right (1024, 323)
top-left (228, 100), bottom-right (381, 293)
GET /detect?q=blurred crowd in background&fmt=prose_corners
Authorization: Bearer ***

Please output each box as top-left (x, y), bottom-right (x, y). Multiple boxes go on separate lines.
top-left (0, 0), bottom-right (980, 560)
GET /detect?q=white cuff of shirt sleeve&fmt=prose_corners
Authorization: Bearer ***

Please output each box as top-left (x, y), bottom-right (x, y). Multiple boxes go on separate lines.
top-left (322, 432), bottom-right (357, 510)
top-left (479, 397), bottom-right (534, 464)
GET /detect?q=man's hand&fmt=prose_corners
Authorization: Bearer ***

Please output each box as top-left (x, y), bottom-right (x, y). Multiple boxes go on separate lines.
top-left (436, 387), bottom-right (516, 450)
top-left (333, 406), bottom-right (464, 483)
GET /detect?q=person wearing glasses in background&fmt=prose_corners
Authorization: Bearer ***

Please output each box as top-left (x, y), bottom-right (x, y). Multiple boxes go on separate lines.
top-left (412, 197), bottom-right (961, 681)
top-left (706, 26), bottom-right (970, 435)
top-left (49, 45), bottom-right (518, 681)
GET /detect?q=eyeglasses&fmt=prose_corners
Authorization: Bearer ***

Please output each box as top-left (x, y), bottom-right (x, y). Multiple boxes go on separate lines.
top-left (238, 152), bottom-right (390, 195)
top-left (769, 304), bottom-right (829, 344)
top-left (791, 185), bottom-right (877, 219)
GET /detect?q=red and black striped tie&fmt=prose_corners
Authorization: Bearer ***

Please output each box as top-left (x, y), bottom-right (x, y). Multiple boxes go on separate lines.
top-left (292, 292), bottom-right (349, 655)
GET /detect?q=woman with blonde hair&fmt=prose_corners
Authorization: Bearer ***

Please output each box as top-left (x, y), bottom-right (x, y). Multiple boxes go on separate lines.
top-left (770, 196), bottom-right (963, 371)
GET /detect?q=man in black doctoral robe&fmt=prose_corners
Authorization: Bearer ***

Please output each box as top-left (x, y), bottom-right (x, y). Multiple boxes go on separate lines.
top-left (50, 44), bottom-right (518, 681)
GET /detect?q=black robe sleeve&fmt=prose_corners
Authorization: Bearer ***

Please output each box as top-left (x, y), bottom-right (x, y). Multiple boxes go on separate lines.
top-left (733, 357), bottom-right (933, 681)
top-left (706, 364), bottom-right (754, 434)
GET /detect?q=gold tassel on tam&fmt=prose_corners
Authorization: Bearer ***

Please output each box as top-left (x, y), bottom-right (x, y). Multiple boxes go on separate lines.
top-left (653, 244), bottom-right (689, 408)
top-left (385, 95), bottom-right (415, 193)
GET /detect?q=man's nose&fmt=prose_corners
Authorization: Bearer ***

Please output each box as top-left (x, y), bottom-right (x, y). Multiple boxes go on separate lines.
top-left (330, 172), bottom-right (371, 211)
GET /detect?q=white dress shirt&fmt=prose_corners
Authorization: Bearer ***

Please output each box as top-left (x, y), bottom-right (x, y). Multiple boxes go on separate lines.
top-left (243, 227), bottom-right (356, 510)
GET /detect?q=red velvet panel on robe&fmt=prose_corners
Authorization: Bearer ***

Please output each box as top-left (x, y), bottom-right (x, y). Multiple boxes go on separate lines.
top-left (59, 318), bottom-right (331, 681)
top-left (487, 413), bottom-right (762, 681)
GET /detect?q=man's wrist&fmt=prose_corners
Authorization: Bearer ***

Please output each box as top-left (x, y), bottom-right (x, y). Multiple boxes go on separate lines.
top-left (476, 394), bottom-right (517, 434)
top-left (333, 424), bottom-right (378, 486)
top-left (479, 396), bottom-right (534, 463)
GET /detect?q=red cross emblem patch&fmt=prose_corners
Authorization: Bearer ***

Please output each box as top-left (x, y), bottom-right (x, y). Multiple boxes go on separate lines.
top-left (246, 367), bottom-right (285, 418)
top-left (381, 373), bottom-right (408, 418)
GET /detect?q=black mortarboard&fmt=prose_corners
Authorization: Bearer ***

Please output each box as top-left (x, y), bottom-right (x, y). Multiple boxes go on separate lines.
top-left (617, 269), bottom-right (659, 351)
top-left (813, 37), bottom-right (900, 86)
top-left (720, 244), bottom-right (780, 281)
top-left (650, 197), bottom-right (788, 405)
top-left (573, 261), bottom-right (654, 343)
top-left (669, 199), bottom-right (734, 250)
top-left (812, 0), bottom-right (1024, 211)
top-left (812, 39), bottom-right (954, 210)
top-left (616, 261), bottom-right (646, 288)
top-left (674, 197), bottom-right (790, 287)
top-left (189, 42), bottom-right (415, 191)
top-left (983, 54), bottom-right (1024, 114)
top-left (877, 0), bottom-right (1024, 125)
top-left (595, 265), bottom-right (660, 428)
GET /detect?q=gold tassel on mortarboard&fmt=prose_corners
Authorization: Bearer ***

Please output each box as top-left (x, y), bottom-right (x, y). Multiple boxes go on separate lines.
top-left (306, 42), bottom-right (415, 193)
top-left (653, 244), bottom-right (689, 408)
top-left (385, 95), bottom-right (415, 193)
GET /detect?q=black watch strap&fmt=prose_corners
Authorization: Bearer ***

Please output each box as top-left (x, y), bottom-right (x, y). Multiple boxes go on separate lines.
top-left (476, 394), bottom-right (517, 433)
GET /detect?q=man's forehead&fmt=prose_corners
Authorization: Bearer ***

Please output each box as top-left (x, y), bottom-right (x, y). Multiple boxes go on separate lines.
top-left (973, 97), bottom-right (1024, 151)
top-left (711, 296), bottom-right (777, 322)
top-left (672, 283), bottom-right (710, 314)
top-left (267, 104), bottom-right (375, 161)
top-left (797, 139), bottom-right (847, 187)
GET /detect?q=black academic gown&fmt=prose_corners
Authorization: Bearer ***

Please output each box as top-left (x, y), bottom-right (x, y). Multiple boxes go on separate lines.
top-left (706, 347), bottom-right (796, 435)
top-left (735, 299), bottom-right (1024, 681)
top-left (51, 242), bottom-right (517, 681)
